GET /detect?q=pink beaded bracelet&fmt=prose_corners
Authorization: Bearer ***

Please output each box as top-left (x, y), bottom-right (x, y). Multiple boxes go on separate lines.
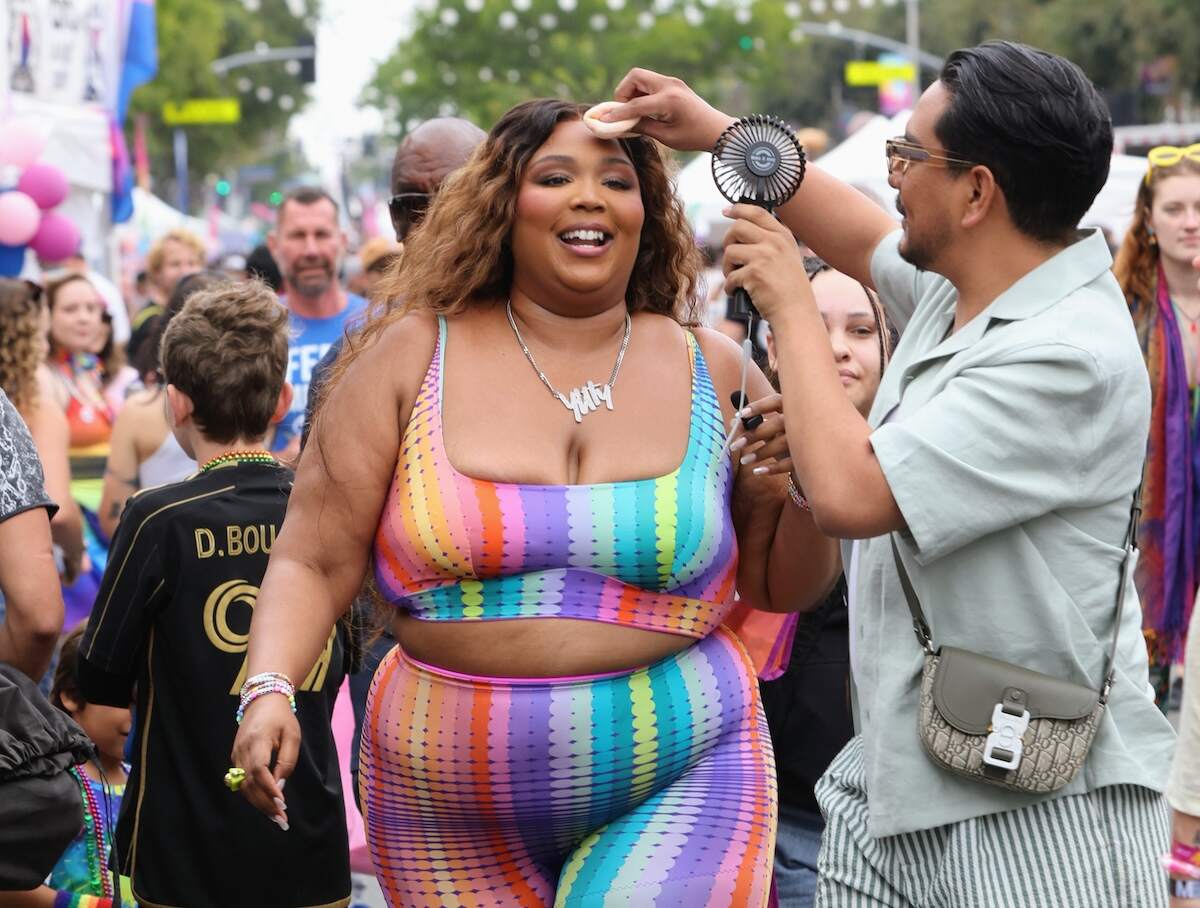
top-left (236, 672), bottom-right (297, 725)
top-left (786, 475), bottom-right (811, 512)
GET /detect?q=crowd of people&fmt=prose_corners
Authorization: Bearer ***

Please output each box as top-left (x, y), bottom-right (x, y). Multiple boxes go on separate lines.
top-left (2, 36), bottom-right (1200, 908)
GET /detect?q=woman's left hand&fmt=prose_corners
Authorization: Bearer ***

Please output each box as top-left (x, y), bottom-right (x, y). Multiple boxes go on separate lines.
top-left (729, 392), bottom-right (793, 477)
top-left (722, 204), bottom-right (812, 325)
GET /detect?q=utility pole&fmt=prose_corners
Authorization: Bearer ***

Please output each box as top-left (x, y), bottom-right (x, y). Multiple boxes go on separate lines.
top-left (174, 128), bottom-right (188, 214)
top-left (906, 0), bottom-right (922, 101)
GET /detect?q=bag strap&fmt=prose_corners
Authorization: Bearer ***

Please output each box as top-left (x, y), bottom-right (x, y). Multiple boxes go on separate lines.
top-left (888, 481), bottom-right (1143, 702)
top-left (1100, 481), bottom-right (1143, 703)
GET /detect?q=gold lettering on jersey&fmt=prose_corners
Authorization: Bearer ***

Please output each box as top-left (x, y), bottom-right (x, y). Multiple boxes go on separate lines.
top-left (195, 524), bottom-right (277, 559)
top-left (203, 579), bottom-right (337, 695)
top-left (226, 523), bottom-right (277, 557)
top-left (195, 528), bottom-right (216, 558)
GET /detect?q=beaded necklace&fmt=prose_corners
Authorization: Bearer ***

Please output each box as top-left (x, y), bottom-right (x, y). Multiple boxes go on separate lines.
top-left (69, 764), bottom-right (114, 899)
top-left (198, 449), bottom-right (276, 473)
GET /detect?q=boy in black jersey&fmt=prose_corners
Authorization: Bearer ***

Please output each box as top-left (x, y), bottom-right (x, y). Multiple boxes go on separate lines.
top-left (78, 281), bottom-right (352, 908)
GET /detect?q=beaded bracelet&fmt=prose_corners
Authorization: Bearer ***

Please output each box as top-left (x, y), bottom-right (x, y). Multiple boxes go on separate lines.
top-left (786, 474), bottom-right (811, 512)
top-left (1161, 854), bottom-right (1200, 882)
top-left (236, 672), bottom-right (297, 725)
top-left (1162, 841), bottom-right (1200, 882)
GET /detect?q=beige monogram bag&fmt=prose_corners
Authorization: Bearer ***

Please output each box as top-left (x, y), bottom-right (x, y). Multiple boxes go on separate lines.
top-left (890, 486), bottom-right (1140, 795)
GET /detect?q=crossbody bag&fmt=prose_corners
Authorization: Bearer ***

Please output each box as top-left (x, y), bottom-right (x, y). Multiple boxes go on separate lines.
top-left (889, 484), bottom-right (1142, 794)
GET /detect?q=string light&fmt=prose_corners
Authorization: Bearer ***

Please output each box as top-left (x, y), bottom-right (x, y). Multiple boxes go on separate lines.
top-left (589, 13), bottom-right (608, 28)
top-left (637, 10), bottom-right (655, 26)
top-left (499, 10), bottom-right (517, 27)
top-left (539, 13), bottom-right (558, 28)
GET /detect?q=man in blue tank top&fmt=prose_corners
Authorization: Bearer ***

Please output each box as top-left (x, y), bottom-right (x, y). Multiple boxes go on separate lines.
top-left (267, 186), bottom-right (366, 458)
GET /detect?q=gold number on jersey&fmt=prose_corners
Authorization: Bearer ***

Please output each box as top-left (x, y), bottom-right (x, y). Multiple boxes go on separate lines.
top-left (203, 579), bottom-right (335, 695)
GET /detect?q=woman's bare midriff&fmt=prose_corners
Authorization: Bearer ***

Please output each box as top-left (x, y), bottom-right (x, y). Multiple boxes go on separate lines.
top-left (391, 612), bottom-right (696, 678)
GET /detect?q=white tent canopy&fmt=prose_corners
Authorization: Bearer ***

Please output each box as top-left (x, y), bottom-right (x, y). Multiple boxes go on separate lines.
top-left (675, 110), bottom-right (1146, 246)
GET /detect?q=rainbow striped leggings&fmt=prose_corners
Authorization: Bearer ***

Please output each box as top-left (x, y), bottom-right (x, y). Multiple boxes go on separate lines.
top-left (360, 626), bottom-right (777, 907)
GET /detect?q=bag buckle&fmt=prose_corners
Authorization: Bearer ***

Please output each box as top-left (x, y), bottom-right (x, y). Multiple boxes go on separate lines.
top-left (982, 703), bottom-right (1030, 771)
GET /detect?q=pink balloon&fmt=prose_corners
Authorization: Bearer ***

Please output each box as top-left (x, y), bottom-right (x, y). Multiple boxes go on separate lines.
top-left (0, 191), bottom-right (41, 246)
top-left (0, 120), bottom-right (47, 169)
top-left (30, 212), bottom-right (80, 262)
top-left (17, 163), bottom-right (69, 210)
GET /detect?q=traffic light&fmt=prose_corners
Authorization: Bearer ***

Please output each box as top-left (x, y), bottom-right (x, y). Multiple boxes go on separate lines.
top-left (215, 179), bottom-right (232, 197)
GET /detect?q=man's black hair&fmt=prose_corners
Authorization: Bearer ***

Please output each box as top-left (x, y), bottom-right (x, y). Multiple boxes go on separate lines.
top-left (245, 244), bottom-right (282, 292)
top-left (935, 41), bottom-right (1112, 244)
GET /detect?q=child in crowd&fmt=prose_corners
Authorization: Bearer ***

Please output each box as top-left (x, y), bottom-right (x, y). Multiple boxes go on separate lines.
top-left (77, 280), bottom-right (353, 908)
top-left (0, 626), bottom-right (135, 908)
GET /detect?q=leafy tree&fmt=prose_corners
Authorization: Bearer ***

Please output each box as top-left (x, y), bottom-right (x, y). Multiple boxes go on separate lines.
top-left (367, 0), bottom-right (1198, 142)
top-left (127, 0), bottom-right (319, 211)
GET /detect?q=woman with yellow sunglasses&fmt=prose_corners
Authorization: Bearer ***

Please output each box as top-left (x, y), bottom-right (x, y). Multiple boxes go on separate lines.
top-left (1114, 142), bottom-right (1200, 711)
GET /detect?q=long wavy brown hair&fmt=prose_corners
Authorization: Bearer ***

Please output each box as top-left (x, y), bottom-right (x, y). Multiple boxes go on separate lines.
top-left (0, 279), bottom-right (47, 415)
top-left (1114, 157), bottom-right (1200, 309)
top-left (320, 99), bottom-right (701, 410)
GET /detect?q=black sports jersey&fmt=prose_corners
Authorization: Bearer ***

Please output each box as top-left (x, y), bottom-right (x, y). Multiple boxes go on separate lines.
top-left (79, 462), bottom-right (351, 908)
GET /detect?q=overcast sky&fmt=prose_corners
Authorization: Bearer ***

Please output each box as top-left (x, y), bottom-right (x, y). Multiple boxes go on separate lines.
top-left (290, 2), bottom-right (413, 186)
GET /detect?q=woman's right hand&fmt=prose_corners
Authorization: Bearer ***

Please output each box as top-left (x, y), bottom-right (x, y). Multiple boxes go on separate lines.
top-left (606, 69), bottom-right (736, 153)
top-left (229, 693), bottom-right (299, 830)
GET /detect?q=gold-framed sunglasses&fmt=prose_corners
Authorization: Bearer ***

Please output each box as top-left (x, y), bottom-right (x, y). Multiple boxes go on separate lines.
top-left (885, 137), bottom-right (976, 175)
top-left (1145, 143), bottom-right (1200, 185)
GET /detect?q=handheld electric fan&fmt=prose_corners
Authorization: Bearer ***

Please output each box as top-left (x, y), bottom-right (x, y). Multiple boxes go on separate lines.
top-left (710, 115), bottom-right (806, 453)
top-left (711, 114), bottom-right (807, 319)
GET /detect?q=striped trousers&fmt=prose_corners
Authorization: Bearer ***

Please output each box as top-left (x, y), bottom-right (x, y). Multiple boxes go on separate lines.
top-left (813, 737), bottom-right (1168, 908)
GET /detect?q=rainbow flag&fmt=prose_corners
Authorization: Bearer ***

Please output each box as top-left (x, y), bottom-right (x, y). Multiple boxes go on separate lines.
top-left (112, 0), bottom-right (157, 223)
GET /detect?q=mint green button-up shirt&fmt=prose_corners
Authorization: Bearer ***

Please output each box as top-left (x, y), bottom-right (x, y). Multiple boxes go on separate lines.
top-left (847, 230), bottom-right (1175, 838)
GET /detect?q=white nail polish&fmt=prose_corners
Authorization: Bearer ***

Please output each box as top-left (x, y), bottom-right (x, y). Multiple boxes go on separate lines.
top-left (740, 453), bottom-right (757, 465)
top-left (272, 815), bottom-right (289, 831)
top-left (730, 437), bottom-right (747, 452)
top-left (278, 779), bottom-right (286, 791)
top-left (274, 797), bottom-right (287, 811)
top-left (739, 407), bottom-right (754, 418)
top-left (753, 466), bottom-right (769, 475)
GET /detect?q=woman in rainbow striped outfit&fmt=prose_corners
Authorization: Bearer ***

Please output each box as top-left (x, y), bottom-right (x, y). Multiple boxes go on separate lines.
top-left (231, 99), bottom-right (838, 907)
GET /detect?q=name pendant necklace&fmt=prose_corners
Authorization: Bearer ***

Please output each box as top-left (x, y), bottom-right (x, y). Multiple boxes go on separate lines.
top-left (506, 300), bottom-right (632, 423)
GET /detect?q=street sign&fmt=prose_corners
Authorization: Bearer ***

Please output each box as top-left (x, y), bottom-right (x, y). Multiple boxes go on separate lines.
top-left (162, 98), bottom-right (241, 125)
top-left (844, 60), bottom-right (916, 87)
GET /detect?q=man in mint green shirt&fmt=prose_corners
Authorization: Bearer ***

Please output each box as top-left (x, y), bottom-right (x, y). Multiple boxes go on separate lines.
top-left (606, 39), bottom-right (1175, 907)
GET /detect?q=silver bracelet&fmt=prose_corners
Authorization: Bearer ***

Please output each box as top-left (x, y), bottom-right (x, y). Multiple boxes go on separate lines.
top-left (786, 474), bottom-right (811, 512)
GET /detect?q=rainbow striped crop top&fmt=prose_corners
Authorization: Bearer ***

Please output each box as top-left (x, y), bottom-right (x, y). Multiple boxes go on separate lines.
top-left (372, 316), bottom-right (740, 639)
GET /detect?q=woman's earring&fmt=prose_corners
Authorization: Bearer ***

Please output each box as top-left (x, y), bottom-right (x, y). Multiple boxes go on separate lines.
top-left (1148, 226), bottom-right (1158, 246)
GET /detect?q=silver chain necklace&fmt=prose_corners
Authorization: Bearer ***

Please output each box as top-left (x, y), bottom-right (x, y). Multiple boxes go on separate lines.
top-left (506, 299), bottom-right (632, 423)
